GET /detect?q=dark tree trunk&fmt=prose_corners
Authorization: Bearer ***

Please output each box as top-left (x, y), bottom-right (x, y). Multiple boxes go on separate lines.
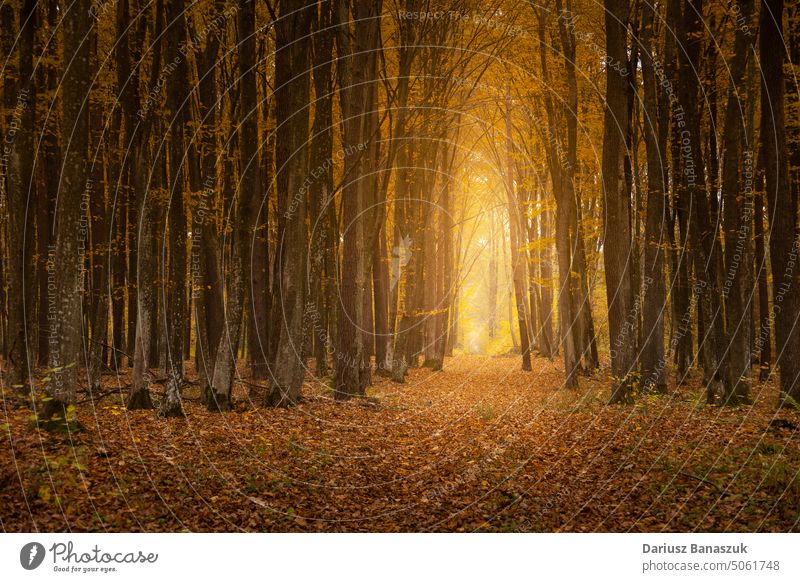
top-left (308, 0), bottom-right (335, 378)
top-left (602, 0), bottom-right (636, 403)
top-left (207, 156), bottom-right (245, 411)
top-left (332, 0), bottom-right (381, 399)
top-left (719, 0), bottom-right (755, 404)
top-left (760, 0), bottom-right (800, 407)
top-left (160, 0), bottom-right (190, 417)
top-left (266, 0), bottom-right (313, 407)
top-left (639, 0), bottom-right (668, 394)
top-left (423, 186), bottom-right (440, 369)
top-left (44, 0), bottom-right (92, 423)
top-left (37, 0), bottom-right (60, 368)
top-left (664, 0), bottom-right (693, 383)
top-left (555, 0), bottom-right (598, 373)
top-left (754, 155), bottom-right (771, 381)
top-left (129, 0), bottom-right (166, 410)
top-left (679, 0), bottom-right (727, 400)
top-left (535, 9), bottom-right (578, 386)
top-left (2, 0), bottom-right (37, 399)
top-left (245, 46), bottom-right (271, 383)
top-left (118, 0), bottom-right (146, 369)
top-left (434, 140), bottom-right (454, 366)
top-left (190, 0), bottom-right (225, 403)
top-left (87, 30), bottom-right (110, 393)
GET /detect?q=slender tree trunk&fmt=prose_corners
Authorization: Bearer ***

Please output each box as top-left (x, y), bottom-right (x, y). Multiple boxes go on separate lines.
top-left (2, 0), bottom-right (37, 399)
top-left (208, 154), bottom-right (246, 411)
top-left (44, 0), bottom-right (92, 423)
top-left (332, 0), bottom-right (381, 398)
top-left (129, 0), bottom-right (166, 410)
top-left (423, 196), bottom-right (440, 368)
top-left (373, 227), bottom-right (392, 374)
top-left (556, 0), bottom-right (598, 372)
top-left (36, 1), bottom-right (60, 368)
top-left (679, 0), bottom-right (727, 399)
top-left (719, 0), bottom-right (755, 404)
top-left (87, 30), bottom-right (110, 393)
top-left (488, 212), bottom-right (498, 338)
top-left (504, 100), bottom-right (532, 371)
top-left (603, 0), bottom-right (636, 403)
top-left (159, 0), bottom-right (190, 417)
top-left (266, 0), bottom-right (312, 406)
top-left (434, 142), bottom-right (454, 366)
top-left (663, 0), bottom-right (693, 382)
top-left (536, 8), bottom-right (578, 387)
top-left (308, 0), bottom-right (334, 378)
top-left (754, 155), bottom-right (771, 380)
top-left (120, 0), bottom-right (146, 368)
top-left (191, 0), bottom-right (225, 403)
top-left (246, 44), bottom-right (271, 384)
top-left (639, 0), bottom-right (668, 394)
top-left (537, 189), bottom-right (555, 359)
top-left (760, 0), bottom-right (800, 407)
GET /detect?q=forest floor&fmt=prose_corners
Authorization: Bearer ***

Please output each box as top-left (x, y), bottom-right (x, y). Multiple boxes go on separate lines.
top-left (1, 355), bottom-right (799, 532)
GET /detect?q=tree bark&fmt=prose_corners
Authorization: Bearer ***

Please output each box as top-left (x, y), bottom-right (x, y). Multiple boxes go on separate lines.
top-left (760, 0), bottom-right (800, 407)
top-left (639, 0), bottom-right (668, 394)
top-left (535, 8), bottom-right (578, 387)
top-left (44, 0), bottom-right (92, 424)
top-left (159, 0), bottom-right (190, 417)
top-left (332, 0), bottom-right (381, 398)
top-left (2, 0), bottom-right (37, 399)
top-left (266, 0), bottom-right (313, 406)
top-left (308, 0), bottom-right (335, 378)
top-left (754, 153), bottom-right (771, 381)
top-left (602, 0), bottom-right (636, 403)
top-left (504, 100), bottom-right (532, 371)
top-left (128, 0), bottom-right (166, 410)
top-left (720, 0), bottom-right (755, 404)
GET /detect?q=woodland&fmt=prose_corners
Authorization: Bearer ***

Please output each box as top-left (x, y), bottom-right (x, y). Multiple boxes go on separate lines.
top-left (0, 0), bottom-right (799, 532)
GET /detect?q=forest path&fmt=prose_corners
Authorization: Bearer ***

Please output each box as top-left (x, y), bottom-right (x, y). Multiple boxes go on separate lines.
top-left (1, 356), bottom-right (798, 531)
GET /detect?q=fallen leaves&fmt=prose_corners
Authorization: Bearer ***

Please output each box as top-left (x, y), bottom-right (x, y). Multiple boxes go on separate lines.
top-left (1, 355), bottom-right (798, 532)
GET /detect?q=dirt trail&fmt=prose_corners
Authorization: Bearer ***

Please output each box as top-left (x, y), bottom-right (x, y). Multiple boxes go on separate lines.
top-left (1, 356), bottom-right (798, 531)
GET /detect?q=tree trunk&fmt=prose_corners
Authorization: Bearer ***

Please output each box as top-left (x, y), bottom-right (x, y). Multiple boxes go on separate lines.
top-left (36, 1), bottom-right (60, 368)
top-left (537, 189), bottom-right (555, 359)
top-left (266, 0), bottom-right (312, 406)
top-left (87, 29), bottom-right (111, 393)
top-left (602, 0), bottom-right (636, 403)
top-left (208, 155), bottom-right (246, 411)
top-left (159, 0), bottom-right (190, 417)
top-left (44, 0), bottom-right (92, 424)
top-left (374, 226), bottom-right (392, 374)
top-left (719, 0), bottom-right (755, 404)
top-left (760, 0), bottom-right (800, 407)
top-left (308, 0), bottom-right (335, 378)
top-left (191, 0), bottom-right (225, 403)
top-left (639, 0), bottom-right (668, 394)
top-left (555, 0), bottom-right (598, 373)
top-left (504, 100), bottom-right (532, 371)
top-left (129, 0), bottom-right (166, 410)
top-left (754, 155), bottom-right (771, 381)
top-left (332, 0), bottom-right (381, 398)
top-left (2, 0), bottom-right (37, 399)
top-left (246, 41), bottom-right (270, 383)
top-left (535, 8), bottom-right (578, 387)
